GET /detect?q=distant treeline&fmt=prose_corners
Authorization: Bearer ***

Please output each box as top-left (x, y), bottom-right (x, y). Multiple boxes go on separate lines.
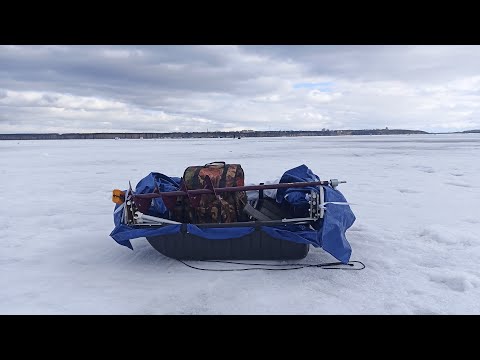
top-left (0, 129), bottom-right (429, 140)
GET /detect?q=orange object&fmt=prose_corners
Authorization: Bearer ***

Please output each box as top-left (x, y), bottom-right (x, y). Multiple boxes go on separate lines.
top-left (112, 189), bottom-right (125, 204)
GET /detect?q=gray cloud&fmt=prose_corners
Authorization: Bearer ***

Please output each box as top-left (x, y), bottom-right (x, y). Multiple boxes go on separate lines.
top-left (1, 45), bottom-right (480, 133)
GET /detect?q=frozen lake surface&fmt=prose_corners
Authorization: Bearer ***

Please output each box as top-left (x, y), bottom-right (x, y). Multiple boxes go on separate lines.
top-left (1, 134), bottom-right (480, 314)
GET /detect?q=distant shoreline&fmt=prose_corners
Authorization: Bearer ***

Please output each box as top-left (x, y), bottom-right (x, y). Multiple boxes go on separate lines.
top-left (0, 129), bottom-right (478, 140)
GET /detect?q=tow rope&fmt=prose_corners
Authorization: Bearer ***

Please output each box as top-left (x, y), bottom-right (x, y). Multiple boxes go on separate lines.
top-left (176, 259), bottom-right (365, 271)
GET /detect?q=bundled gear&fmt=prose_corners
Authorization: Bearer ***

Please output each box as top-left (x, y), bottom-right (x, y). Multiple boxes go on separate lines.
top-left (173, 162), bottom-right (247, 224)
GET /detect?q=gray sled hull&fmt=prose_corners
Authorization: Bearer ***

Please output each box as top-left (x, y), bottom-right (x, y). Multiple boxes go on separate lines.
top-left (147, 227), bottom-right (309, 260)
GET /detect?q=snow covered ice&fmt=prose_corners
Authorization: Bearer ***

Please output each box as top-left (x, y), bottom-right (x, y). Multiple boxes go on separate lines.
top-left (1, 134), bottom-right (480, 314)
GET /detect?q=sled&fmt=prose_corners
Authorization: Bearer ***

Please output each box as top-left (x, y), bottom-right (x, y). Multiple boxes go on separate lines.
top-left (110, 164), bottom-right (355, 264)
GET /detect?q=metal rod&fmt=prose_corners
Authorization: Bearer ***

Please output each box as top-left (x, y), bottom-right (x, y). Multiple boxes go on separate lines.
top-left (131, 180), bottom-right (343, 199)
top-left (134, 212), bottom-right (182, 225)
top-left (131, 218), bottom-right (315, 228)
top-left (192, 220), bottom-right (314, 228)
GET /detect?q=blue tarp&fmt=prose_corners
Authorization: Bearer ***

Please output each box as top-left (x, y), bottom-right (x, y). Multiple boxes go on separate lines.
top-left (110, 165), bottom-right (355, 263)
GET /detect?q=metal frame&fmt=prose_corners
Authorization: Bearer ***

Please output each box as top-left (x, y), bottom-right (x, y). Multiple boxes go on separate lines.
top-left (124, 188), bottom-right (327, 228)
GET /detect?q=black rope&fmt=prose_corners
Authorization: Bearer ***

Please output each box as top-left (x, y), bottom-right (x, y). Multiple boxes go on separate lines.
top-left (176, 259), bottom-right (365, 271)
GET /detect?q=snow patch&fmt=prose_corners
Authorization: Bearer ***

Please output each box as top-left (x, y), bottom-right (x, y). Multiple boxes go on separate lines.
top-left (429, 271), bottom-right (479, 292)
top-left (444, 181), bottom-right (472, 188)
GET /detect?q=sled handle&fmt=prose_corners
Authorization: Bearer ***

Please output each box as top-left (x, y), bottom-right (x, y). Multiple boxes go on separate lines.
top-left (112, 179), bottom-right (348, 204)
top-left (204, 161), bottom-right (226, 167)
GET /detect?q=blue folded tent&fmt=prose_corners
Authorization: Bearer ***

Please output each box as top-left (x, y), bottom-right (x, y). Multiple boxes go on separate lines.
top-left (110, 165), bottom-right (355, 264)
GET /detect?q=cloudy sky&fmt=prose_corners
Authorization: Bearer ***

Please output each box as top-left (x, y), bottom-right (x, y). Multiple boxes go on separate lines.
top-left (1, 45), bottom-right (480, 133)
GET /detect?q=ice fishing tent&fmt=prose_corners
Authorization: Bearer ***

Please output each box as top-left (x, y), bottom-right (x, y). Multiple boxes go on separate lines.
top-left (110, 164), bottom-right (355, 264)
